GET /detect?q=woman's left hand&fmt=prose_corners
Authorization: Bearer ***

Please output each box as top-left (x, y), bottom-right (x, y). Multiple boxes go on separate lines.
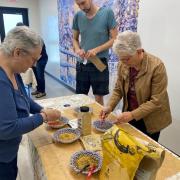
top-left (116, 112), bottom-right (133, 124)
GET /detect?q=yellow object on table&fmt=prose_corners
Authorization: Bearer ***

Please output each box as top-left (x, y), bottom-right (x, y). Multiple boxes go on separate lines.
top-left (100, 125), bottom-right (165, 180)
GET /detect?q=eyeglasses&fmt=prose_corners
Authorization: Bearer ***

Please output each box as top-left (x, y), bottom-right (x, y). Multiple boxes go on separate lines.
top-left (20, 49), bottom-right (41, 64)
top-left (120, 55), bottom-right (132, 62)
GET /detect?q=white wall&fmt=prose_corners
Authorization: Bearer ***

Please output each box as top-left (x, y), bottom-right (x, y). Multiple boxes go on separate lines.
top-left (0, 0), bottom-right (60, 78)
top-left (138, 0), bottom-right (180, 122)
top-left (0, 0), bottom-right (40, 33)
top-left (38, 0), bottom-right (60, 78)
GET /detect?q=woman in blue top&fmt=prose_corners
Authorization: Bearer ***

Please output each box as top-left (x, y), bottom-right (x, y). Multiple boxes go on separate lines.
top-left (0, 26), bottom-right (61, 180)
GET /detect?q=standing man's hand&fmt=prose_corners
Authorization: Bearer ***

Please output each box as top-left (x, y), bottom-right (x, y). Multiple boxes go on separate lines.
top-left (85, 48), bottom-right (99, 59)
top-left (116, 112), bottom-right (133, 124)
top-left (75, 49), bottom-right (86, 59)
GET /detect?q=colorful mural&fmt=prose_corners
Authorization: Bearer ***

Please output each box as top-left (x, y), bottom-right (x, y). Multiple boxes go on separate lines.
top-left (57, 0), bottom-right (140, 89)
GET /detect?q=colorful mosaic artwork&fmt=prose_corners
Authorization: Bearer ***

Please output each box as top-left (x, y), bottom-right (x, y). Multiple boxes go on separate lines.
top-left (57, 0), bottom-right (140, 89)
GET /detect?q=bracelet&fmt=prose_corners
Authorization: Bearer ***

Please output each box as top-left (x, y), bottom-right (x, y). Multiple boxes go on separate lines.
top-left (41, 111), bottom-right (48, 123)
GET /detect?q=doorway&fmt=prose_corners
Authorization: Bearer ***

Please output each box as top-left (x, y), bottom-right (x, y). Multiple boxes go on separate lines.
top-left (0, 6), bottom-right (29, 42)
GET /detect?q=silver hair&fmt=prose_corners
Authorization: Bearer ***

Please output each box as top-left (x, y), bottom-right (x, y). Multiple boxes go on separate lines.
top-left (0, 26), bottom-right (42, 56)
top-left (113, 30), bottom-right (142, 56)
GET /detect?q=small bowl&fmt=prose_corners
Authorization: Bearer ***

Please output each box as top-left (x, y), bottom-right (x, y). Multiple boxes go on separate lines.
top-left (92, 120), bottom-right (113, 132)
top-left (47, 116), bottom-right (69, 129)
top-left (70, 150), bottom-right (102, 174)
top-left (53, 128), bottom-right (81, 143)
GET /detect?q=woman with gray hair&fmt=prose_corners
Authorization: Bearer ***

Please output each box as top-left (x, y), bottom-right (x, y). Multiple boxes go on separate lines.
top-left (0, 26), bottom-right (61, 180)
top-left (100, 30), bottom-right (172, 142)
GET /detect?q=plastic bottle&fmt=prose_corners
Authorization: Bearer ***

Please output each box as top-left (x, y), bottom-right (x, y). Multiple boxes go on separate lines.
top-left (78, 106), bottom-right (92, 136)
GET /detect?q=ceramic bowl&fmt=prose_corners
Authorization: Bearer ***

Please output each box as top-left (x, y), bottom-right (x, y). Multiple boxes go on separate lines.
top-left (70, 150), bottom-right (102, 174)
top-left (47, 116), bottom-right (69, 129)
top-left (92, 120), bottom-right (113, 132)
top-left (52, 128), bottom-right (81, 143)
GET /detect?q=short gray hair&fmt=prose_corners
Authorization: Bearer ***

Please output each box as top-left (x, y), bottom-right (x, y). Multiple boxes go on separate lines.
top-left (0, 26), bottom-right (42, 56)
top-left (113, 30), bottom-right (142, 56)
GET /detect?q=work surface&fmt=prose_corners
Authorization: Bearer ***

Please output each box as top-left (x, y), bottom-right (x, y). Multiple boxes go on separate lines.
top-left (28, 94), bottom-right (180, 180)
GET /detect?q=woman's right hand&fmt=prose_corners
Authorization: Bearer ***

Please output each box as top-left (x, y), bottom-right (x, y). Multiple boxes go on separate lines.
top-left (99, 106), bottom-right (111, 120)
top-left (40, 108), bottom-right (61, 122)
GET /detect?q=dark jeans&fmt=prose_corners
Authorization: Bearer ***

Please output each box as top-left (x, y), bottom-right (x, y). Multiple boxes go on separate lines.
top-left (0, 157), bottom-right (18, 180)
top-left (32, 60), bottom-right (47, 93)
top-left (129, 119), bottom-right (160, 142)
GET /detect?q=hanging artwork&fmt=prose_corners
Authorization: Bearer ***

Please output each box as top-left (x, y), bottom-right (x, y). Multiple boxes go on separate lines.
top-left (57, 0), bottom-right (140, 89)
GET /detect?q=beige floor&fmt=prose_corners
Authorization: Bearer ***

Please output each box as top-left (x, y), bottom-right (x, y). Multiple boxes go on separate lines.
top-left (17, 74), bottom-right (180, 180)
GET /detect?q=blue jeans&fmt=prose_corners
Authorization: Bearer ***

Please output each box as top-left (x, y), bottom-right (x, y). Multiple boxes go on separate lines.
top-left (0, 156), bottom-right (18, 180)
top-left (32, 59), bottom-right (47, 93)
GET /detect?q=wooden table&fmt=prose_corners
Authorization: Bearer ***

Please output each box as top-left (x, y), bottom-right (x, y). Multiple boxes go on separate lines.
top-left (28, 95), bottom-right (180, 180)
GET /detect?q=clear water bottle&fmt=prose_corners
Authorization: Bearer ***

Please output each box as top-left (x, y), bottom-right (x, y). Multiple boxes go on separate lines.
top-left (78, 106), bottom-right (92, 136)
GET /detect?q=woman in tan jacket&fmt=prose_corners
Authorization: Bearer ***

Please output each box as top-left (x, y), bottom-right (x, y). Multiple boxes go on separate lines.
top-left (100, 31), bottom-right (172, 141)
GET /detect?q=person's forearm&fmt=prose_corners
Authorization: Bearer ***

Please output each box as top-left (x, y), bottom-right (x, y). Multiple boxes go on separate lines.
top-left (73, 37), bottom-right (115, 54)
top-left (29, 98), bottom-right (43, 114)
top-left (95, 26), bottom-right (118, 53)
top-left (95, 38), bottom-right (115, 54)
top-left (0, 114), bottom-right (43, 140)
top-left (73, 39), bottom-right (81, 52)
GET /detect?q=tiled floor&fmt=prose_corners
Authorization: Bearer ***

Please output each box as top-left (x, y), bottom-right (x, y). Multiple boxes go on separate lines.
top-left (17, 74), bottom-right (180, 180)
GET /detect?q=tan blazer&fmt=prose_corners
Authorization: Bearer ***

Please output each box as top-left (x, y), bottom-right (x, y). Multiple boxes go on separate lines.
top-left (107, 52), bottom-right (172, 133)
